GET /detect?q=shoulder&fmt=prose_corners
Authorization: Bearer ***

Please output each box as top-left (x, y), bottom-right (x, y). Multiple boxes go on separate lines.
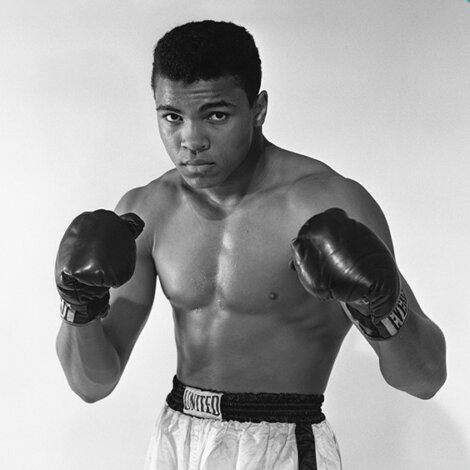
top-left (285, 155), bottom-right (394, 252)
top-left (114, 169), bottom-right (182, 251)
top-left (269, 145), bottom-right (336, 184)
top-left (115, 169), bottom-right (182, 217)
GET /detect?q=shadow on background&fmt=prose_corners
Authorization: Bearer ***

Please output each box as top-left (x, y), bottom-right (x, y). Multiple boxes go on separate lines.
top-left (327, 333), bottom-right (468, 470)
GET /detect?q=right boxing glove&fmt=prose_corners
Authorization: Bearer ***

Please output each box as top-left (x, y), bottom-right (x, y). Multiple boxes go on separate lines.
top-left (55, 209), bottom-right (145, 325)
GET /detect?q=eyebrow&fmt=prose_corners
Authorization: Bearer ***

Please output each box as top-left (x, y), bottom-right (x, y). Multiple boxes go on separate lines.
top-left (199, 100), bottom-right (237, 112)
top-left (156, 100), bottom-right (237, 113)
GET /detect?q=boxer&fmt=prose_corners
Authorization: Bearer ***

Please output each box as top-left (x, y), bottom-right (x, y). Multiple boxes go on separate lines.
top-left (56, 21), bottom-right (446, 469)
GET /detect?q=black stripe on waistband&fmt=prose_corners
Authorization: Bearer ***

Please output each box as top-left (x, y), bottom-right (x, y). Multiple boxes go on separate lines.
top-left (166, 375), bottom-right (325, 424)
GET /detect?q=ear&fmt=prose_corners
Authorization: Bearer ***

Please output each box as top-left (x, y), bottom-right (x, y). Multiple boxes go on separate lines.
top-left (253, 91), bottom-right (268, 128)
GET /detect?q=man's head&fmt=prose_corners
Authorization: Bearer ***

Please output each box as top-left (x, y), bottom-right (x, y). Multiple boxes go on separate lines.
top-left (151, 20), bottom-right (262, 107)
top-left (152, 21), bottom-right (268, 191)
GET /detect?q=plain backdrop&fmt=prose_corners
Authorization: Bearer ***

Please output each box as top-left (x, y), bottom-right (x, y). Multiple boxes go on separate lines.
top-left (1, 0), bottom-right (469, 468)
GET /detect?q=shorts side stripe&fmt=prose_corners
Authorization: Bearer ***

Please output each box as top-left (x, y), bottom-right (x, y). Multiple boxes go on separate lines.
top-left (295, 422), bottom-right (317, 469)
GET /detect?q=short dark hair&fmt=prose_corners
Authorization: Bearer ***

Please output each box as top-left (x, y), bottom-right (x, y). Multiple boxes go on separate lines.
top-left (151, 20), bottom-right (262, 106)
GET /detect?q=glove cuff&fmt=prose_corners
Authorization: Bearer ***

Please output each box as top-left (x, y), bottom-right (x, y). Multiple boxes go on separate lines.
top-left (60, 298), bottom-right (110, 326)
top-left (341, 289), bottom-right (409, 341)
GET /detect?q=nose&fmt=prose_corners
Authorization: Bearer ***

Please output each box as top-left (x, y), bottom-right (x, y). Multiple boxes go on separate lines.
top-left (181, 121), bottom-right (209, 153)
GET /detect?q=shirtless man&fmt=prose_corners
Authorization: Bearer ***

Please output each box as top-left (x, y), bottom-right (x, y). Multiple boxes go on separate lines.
top-left (55, 21), bottom-right (447, 469)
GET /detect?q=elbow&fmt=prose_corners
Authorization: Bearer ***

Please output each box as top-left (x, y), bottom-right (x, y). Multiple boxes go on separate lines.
top-left (74, 386), bottom-right (115, 404)
top-left (414, 367), bottom-right (447, 400)
top-left (60, 370), bottom-right (119, 404)
top-left (67, 369), bottom-right (120, 404)
top-left (404, 359), bottom-right (447, 400)
top-left (416, 336), bottom-right (448, 400)
top-left (79, 394), bottom-right (107, 404)
top-left (78, 393), bottom-right (102, 404)
top-left (382, 359), bottom-right (447, 400)
top-left (415, 390), bottom-right (438, 400)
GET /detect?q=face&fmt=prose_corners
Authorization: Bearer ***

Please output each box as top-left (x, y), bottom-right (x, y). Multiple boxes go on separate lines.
top-left (154, 76), bottom-right (266, 190)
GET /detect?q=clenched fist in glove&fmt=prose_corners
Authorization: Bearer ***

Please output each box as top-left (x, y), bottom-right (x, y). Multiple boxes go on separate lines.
top-left (55, 209), bottom-right (145, 325)
top-left (290, 208), bottom-right (408, 340)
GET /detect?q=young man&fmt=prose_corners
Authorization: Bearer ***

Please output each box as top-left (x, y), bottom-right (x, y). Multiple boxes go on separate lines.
top-left (55, 21), bottom-right (446, 469)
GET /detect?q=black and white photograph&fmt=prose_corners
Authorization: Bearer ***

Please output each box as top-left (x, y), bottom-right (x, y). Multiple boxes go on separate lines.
top-left (1, 1), bottom-right (469, 469)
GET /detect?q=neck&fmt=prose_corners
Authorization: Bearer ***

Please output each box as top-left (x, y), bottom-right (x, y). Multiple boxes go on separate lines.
top-left (195, 131), bottom-right (270, 208)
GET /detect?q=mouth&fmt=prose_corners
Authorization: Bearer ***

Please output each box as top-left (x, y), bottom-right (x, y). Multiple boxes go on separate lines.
top-left (182, 160), bottom-right (214, 167)
top-left (181, 160), bottom-right (216, 175)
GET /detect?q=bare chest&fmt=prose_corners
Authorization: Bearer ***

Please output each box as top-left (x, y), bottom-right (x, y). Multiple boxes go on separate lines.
top-left (154, 193), bottom-right (306, 313)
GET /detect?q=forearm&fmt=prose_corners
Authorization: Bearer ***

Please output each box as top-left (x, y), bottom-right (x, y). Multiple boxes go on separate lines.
top-left (56, 319), bottom-right (122, 403)
top-left (374, 308), bottom-right (447, 399)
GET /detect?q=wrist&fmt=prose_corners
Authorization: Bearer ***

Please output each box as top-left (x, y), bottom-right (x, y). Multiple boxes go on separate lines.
top-left (342, 289), bottom-right (409, 341)
top-left (60, 298), bottom-right (110, 326)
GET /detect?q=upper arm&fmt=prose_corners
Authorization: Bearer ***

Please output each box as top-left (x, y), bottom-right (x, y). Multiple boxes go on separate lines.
top-left (102, 187), bottom-right (157, 371)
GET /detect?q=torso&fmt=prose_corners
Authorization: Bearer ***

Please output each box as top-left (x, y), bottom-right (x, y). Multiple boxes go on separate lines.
top-left (139, 144), bottom-right (352, 393)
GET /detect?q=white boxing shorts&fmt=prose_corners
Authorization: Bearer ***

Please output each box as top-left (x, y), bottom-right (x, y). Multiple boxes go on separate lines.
top-left (144, 376), bottom-right (341, 469)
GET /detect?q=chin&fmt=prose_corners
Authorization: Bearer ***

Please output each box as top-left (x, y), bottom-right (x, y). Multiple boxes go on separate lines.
top-left (181, 174), bottom-right (221, 190)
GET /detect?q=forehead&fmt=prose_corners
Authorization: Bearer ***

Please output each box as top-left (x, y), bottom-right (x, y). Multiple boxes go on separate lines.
top-left (154, 76), bottom-right (249, 108)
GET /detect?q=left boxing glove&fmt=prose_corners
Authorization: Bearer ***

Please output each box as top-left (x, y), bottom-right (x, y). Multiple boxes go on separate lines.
top-left (290, 208), bottom-right (408, 340)
top-left (55, 209), bottom-right (145, 325)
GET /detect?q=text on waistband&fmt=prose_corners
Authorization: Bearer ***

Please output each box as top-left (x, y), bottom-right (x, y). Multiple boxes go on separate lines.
top-left (183, 386), bottom-right (223, 420)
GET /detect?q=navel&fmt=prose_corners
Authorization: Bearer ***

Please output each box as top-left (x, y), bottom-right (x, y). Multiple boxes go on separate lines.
top-left (269, 292), bottom-right (278, 300)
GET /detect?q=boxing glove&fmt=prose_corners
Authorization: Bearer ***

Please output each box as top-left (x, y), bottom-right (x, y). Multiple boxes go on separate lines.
top-left (55, 209), bottom-right (145, 325)
top-left (290, 208), bottom-right (408, 340)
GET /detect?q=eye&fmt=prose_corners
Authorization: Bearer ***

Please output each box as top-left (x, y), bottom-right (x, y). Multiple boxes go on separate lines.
top-left (164, 113), bottom-right (182, 123)
top-left (208, 112), bottom-right (228, 122)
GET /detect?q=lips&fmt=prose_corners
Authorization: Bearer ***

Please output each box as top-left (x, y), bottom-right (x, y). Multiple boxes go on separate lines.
top-left (181, 159), bottom-right (215, 176)
top-left (182, 159), bottom-right (214, 166)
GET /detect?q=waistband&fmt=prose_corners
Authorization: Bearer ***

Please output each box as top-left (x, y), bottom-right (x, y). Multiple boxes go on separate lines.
top-left (166, 375), bottom-right (325, 424)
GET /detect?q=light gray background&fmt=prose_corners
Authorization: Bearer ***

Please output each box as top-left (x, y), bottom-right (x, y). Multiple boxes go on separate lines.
top-left (1, 0), bottom-right (469, 468)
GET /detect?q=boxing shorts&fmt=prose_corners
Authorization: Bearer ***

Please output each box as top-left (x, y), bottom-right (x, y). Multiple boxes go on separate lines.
top-left (144, 376), bottom-right (342, 469)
